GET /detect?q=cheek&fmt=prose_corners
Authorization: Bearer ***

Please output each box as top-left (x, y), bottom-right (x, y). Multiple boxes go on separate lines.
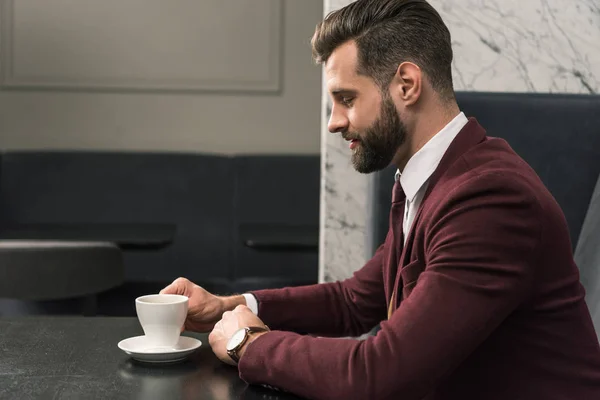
top-left (348, 113), bottom-right (366, 133)
top-left (350, 104), bottom-right (378, 132)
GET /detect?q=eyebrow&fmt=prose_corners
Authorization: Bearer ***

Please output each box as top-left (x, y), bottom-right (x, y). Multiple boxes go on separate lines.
top-left (330, 88), bottom-right (358, 96)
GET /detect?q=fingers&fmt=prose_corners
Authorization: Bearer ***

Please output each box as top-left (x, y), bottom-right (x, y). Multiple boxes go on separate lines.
top-left (159, 277), bottom-right (190, 295)
top-left (209, 320), bottom-right (223, 346)
top-left (208, 328), bottom-right (217, 347)
top-left (222, 310), bottom-right (233, 320)
top-left (223, 306), bottom-right (248, 320)
top-left (233, 304), bottom-right (250, 313)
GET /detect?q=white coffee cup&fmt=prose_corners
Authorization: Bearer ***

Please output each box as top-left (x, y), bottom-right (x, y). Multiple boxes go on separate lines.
top-left (135, 294), bottom-right (189, 348)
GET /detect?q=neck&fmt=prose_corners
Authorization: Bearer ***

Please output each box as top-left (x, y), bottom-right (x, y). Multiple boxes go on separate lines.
top-left (393, 100), bottom-right (460, 172)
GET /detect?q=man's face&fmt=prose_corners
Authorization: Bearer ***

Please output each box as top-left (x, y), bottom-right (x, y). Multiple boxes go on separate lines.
top-left (326, 41), bottom-right (406, 173)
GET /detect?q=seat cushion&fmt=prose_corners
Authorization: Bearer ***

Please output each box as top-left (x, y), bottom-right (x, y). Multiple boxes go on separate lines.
top-left (0, 241), bottom-right (123, 301)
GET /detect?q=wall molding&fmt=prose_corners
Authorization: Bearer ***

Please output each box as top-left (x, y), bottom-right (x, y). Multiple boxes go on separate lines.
top-left (0, 0), bottom-right (283, 94)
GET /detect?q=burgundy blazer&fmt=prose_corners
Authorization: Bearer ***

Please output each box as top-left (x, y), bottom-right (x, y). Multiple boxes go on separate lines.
top-left (239, 119), bottom-right (600, 399)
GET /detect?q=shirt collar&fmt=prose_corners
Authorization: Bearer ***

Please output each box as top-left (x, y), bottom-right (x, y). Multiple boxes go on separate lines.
top-left (395, 112), bottom-right (469, 202)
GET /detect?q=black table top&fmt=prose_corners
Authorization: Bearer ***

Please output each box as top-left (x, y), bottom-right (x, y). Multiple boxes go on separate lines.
top-left (0, 317), bottom-right (303, 400)
top-left (0, 223), bottom-right (176, 250)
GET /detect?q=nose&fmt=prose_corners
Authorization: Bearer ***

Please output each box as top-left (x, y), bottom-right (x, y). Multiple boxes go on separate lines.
top-left (328, 104), bottom-right (348, 134)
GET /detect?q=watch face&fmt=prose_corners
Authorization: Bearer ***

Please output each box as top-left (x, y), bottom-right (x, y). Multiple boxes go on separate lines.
top-left (226, 328), bottom-right (247, 351)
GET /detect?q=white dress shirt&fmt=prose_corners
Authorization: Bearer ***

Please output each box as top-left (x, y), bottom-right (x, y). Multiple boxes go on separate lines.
top-left (244, 112), bottom-right (469, 315)
top-left (396, 112), bottom-right (468, 242)
top-left (244, 292), bottom-right (259, 314)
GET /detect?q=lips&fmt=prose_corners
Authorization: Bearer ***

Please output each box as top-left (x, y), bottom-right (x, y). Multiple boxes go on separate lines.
top-left (344, 137), bottom-right (360, 149)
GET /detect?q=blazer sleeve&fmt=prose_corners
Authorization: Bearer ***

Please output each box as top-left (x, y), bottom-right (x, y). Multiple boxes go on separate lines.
top-left (249, 242), bottom-right (388, 337)
top-left (238, 173), bottom-right (541, 400)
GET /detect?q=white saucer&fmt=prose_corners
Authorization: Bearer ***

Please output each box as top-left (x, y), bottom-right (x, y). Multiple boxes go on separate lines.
top-left (117, 335), bottom-right (202, 364)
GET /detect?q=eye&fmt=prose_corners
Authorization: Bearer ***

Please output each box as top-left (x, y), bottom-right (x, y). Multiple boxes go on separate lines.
top-left (340, 96), bottom-right (354, 106)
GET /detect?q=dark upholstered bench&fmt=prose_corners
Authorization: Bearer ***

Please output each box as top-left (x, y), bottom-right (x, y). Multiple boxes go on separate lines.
top-left (0, 240), bottom-right (124, 316)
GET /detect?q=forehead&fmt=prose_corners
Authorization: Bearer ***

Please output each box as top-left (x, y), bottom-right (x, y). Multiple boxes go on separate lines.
top-left (325, 41), bottom-right (373, 93)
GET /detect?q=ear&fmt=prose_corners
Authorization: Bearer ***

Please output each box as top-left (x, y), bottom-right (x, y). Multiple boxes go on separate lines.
top-left (391, 61), bottom-right (422, 106)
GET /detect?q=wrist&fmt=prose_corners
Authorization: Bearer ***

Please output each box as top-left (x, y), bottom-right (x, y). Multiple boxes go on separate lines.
top-left (238, 330), bottom-right (268, 359)
top-left (219, 295), bottom-right (247, 313)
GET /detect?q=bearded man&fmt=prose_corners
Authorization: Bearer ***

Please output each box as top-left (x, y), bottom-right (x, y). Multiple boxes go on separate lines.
top-left (162, 1), bottom-right (600, 399)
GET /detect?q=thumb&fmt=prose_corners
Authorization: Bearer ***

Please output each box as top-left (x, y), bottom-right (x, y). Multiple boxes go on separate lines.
top-left (160, 277), bottom-right (187, 295)
top-left (159, 285), bottom-right (174, 295)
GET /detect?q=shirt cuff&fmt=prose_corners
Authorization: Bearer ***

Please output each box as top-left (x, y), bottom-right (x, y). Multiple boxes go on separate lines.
top-left (243, 293), bottom-right (259, 315)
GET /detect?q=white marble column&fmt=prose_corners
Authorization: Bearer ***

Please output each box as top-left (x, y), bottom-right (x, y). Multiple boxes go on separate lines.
top-left (318, 0), bottom-right (600, 283)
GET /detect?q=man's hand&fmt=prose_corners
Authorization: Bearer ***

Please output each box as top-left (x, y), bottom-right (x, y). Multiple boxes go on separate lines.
top-left (160, 277), bottom-right (245, 333)
top-left (209, 304), bottom-right (269, 366)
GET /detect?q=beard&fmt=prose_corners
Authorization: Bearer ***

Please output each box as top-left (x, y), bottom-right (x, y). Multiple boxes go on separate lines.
top-left (348, 95), bottom-right (407, 174)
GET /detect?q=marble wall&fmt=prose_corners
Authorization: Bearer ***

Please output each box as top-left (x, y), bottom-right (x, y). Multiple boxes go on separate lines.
top-left (318, 0), bottom-right (600, 283)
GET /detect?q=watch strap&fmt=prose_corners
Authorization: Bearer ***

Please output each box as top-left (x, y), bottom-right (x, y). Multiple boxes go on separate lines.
top-left (227, 326), bottom-right (269, 364)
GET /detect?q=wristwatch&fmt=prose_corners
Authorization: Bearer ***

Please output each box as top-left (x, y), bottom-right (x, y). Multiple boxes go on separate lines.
top-left (226, 326), bottom-right (270, 364)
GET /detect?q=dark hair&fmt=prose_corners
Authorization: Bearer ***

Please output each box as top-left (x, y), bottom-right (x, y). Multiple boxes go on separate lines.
top-left (312, 0), bottom-right (455, 101)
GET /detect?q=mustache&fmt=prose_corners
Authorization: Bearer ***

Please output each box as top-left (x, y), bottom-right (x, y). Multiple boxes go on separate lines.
top-left (341, 132), bottom-right (361, 141)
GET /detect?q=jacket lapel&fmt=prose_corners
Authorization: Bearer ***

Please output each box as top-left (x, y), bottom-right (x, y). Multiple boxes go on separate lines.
top-left (422, 118), bottom-right (487, 198)
top-left (394, 118), bottom-right (488, 292)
